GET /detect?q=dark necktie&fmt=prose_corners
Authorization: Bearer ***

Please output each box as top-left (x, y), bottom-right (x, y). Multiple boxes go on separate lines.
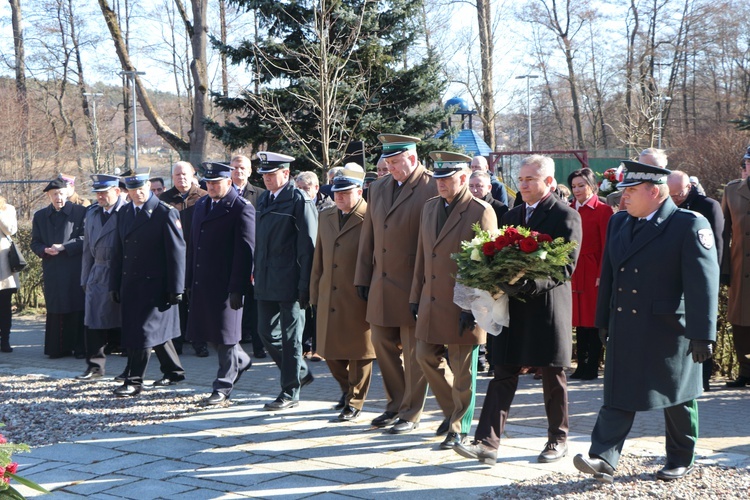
top-left (133, 207), bottom-right (140, 220)
top-left (101, 210), bottom-right (110, 225)
top-left (525, 206), bottom-right (535, 225)
top-left (269, 193), bottom-right (275, 204)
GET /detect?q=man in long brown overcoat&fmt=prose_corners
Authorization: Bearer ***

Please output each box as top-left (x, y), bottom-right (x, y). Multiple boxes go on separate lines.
top-left (355, 134), bottom-right (438, 434)
top-left (410, 152), bottom-right (497, 449)
top-left (311, 166), bottom-right (375, 422)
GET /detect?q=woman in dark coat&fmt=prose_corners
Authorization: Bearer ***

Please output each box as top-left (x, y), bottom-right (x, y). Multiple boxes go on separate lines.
top-left (567, 168), bottom-right (612, 379)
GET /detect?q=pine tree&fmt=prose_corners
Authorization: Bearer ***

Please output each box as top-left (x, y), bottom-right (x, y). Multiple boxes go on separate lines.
top-left (208, 0), bottom-right (454, 172)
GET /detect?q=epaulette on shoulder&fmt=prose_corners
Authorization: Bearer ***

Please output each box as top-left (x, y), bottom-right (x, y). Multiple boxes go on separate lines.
top-left (675, 207), bottom-right (703, 220)
top-left (726, 178), bottom-right (742, 186)
top-left (86, 202), bottom-right (100, 212)
top-left (236, 196), bottom-right (248, 205)
top-left (159, 200), bottom-right (175, 210)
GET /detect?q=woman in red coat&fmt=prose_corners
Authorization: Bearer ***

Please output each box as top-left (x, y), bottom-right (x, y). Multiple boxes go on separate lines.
top-left (568, 168), bottom-right (613, 379)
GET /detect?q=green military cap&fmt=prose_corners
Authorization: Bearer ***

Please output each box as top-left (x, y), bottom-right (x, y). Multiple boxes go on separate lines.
top-left (378, 134), bottom-right (421, 158)
top-left (429, 151), bottom-right (472, 179)
top-left (617, 160), bottom-right (671, 188)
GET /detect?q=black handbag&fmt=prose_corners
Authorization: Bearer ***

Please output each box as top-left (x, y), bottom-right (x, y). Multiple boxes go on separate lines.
top-left (7, 236), bottom-right (27, 273)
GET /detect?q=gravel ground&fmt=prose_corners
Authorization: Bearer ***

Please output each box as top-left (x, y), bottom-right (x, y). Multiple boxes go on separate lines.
top-left (485, 455), bottom-right (750, 499)
top-left (0, 372), bottom-right (204, 447)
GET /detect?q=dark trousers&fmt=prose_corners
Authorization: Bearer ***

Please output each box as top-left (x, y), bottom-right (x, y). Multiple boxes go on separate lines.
top-left (257, 300), bottom-right (309, 400)
top-left (573, 327), bottom-right (602, 376)
top-left (731, 324), bottom-right (750, 378)
top-left (589, 400), bottom-right (699, 469)
top-left (475, 364), bottom-right (569, 450)
top-left (0, 288), bottom-right (14, 341)
top-left (85, 327), bottom-right (122, 374)
top-left (45, 311), bottom-right (85, 358)
top-left (302, 306), bottom-right (317, 353)
top-left (125, 340), bottom-right (185, 386)
top-left (241, 285), bottom-right (265, 354)
top-left (212, 343), bottom-right (251, 396)
top-left (175, 297), bottom-right (207, 354)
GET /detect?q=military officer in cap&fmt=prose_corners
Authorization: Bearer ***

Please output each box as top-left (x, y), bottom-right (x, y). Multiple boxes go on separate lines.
top-left (574, 160), bottom-right (718, 483)
top-left (31, 177), bottom-right (87, 358)
top-left (310, 165), bottom-right (376, 421)
top-left (354, 134), bottom-right (438, 434)
top-left (76, 174), bottom-right (128, 380)
top-left (186, 162), bottom-right (255, 405)
top-left (254, 151), bottom-right (318, 410)
top-left (109, 168), bottom-right (187, 397)
top-left (410, 152), bottom-right (497, 449)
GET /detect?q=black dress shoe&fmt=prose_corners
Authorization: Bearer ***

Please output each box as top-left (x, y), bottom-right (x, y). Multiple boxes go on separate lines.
top-left (75, 370), bottom-right (103, 381)
top-left (371, 411), bottom-right (398, 427)
top-left (264, 397), bottom-right (299, 411)
top-left (454, 441), bottom-right (497, 465)
top-left (203, 392), bottom-right (228, 406)
top-left (194, 344), bottom-right (210, 358)
top-left (234, 359), bottom-right (253, 384)
top-left (388, 419), bottom-right (418, 434)
top-left (439, 432), bottom-right (466, 450)
top-left (253, 349), bottom-right (267, 359)
top-left (338, 405), bottom-right (361, 422)
top-left (435, 417), bottom-right (450, 436)
top-left (334, 393), bottom-right (347, 411)
top-left (656, 464), bottom-right (694, 481)
top-left (114, 371), bottom-right (128, 382)
top-left (538, 441), bottom-right (568, 463)
top-left (300, 372), bottom-right (314, 388)
top-left (725, 376), bottom-right (750, 388)
top-left (573, 454), bottom-right (615, 483)
top-left (114, 384), bottom-right (142, 397)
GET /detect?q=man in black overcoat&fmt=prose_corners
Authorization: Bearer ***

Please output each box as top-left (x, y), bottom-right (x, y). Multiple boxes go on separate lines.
top-left (186, 162), bottom-right (255, 405)
top-left (31, 178), bottom-right (87, 358)
top-left (109, 169), bottom-right (187, 397)
top-left (456, 155), bottom-right (582, 465)
top-left (574, 161), bottom-right (718, 483)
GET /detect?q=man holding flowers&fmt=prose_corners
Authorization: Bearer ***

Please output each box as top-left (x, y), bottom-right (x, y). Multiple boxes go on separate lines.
top-left (410, 152), bottom-right (497, 450)
top-left (455, 155), bottom-right (582, 465)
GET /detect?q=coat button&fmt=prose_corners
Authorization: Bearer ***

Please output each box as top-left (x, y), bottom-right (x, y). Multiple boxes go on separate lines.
top-left (632, 309), bottom-right (637, 314)
top-left (617, 287), bottom-right (622, 291)
top-left (620, 267), bottom-right (625, 272)
top-left (634, 268), bottom-right (638, 273)
top-left (431, 297), bottom-right (435, 301)
top-left (432, 253), bottom-right (437, 258)
top-left (333, 264), bottom-right (338, 268)
top-left (335, 243), bottom-right (340, 247)
top-left (432, 275), bottom-right (436, 279)
top-left (332, 286), bottom-right (337, 290)
top-left (382, 272), bottom-right (387, 277)
top-left (632, 289), bottom-right (637, 293)
top-left (384, 224), bottom-right (388, 229)
top-left (382, 249), bottom-right (386, 253)
top-left (331, 308), bottom-right (335, 312)
top-left (617, 307), bottom-right (622, 311)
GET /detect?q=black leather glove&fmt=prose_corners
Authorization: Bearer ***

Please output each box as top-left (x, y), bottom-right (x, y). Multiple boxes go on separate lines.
top-left (599, 328), bottom-right (608, 345)
top-left (356, 285), bottom-right (370, 302)
top-left (298, 290), bottom-right (310, 309)
top-left (229, 292), bottom-right (243, 310)
top-left (168, 293), bottom-right (183, 305)
top-left (498, 280), bottom-right (532, 297)
top-left (109, 291), bottom-right (120, 304)
top-left (689, 340), bottom-right (713, 363)
top-left (409, 303), bottom-right (419, 321)
top-left (458, 311), bottom-right (476, 336)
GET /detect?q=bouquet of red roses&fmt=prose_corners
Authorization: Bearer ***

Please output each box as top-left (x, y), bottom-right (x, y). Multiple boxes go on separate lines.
top-left (598, 166), bottom-right (624, 196)
top-left (1, 425), bottom-right (49, 498)
top-left (452, 224), bottom-right (578, 297)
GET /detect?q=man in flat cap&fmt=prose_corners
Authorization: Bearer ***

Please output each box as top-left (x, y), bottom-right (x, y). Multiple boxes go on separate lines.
top-left (411, 152), bottom-right (497, 449)
top-left (254, 151), bottom-right (318, 410)
top-left (160, 161), bottom-right (209, 357)
top-left (310, 165), bottom-right (375, 421)
top-left (720, 145), bottom-right (750, 389)
top-left (31, 178), bottom-right (87, 358)
top-left (186, 162), bottom-right (255, 405)
top-left (354, 134), bottom-right (438, 434)
top-left (574, 160), bottom-right (718, 483)
top-left (109, 168), bottom-right (187, 397)
top-left (77, 175), bottom-right (128, 381)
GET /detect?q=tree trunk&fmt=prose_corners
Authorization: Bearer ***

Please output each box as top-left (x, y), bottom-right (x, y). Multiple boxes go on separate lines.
top-left (188, 0), bottom-right (209, 167)
top-left (476, 0), bottom-right (496, 149)
top-left (10, 0), bottom-right (32, 218)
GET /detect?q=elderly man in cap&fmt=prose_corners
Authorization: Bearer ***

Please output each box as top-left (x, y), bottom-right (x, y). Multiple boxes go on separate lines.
top-left (58, 173), bottom-right (91, 207)
top-left (574, 160), bottom-right (718, 483)
top-left (76, 174), bottom-right (128, 380)
top-left (186, 162), bottom-right (255, 405)
top-left (31, 177), bottom-right (87, 358)
top-left (355, 134), bottom-right (438, 434)
top-left (310, 165), bottom-right (375, 421)
top-left (254, 151), bottom-right (318, 410)
top-left (109, 168), bottom-right (187, 397)
top-left (160, 161), bottom-right (209, 357)
top-left (456, 155), bottom-right (582, 465)
top-left (411, 152), bottom-right (497, 449)
top-left (720, 145), bottom-right (750, 388)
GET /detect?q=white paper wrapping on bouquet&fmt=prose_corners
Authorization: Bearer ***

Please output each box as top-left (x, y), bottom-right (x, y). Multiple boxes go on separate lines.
top-left (453, 282), bottom-right (509, 336)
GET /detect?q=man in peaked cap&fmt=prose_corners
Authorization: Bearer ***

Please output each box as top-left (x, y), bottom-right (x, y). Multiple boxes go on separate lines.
top-left (354, 133), bottom-right (438, 434)
top-left (31, 177), bottom-right (87, 358)
top-left (109, 168), bottom-right (187, 397)
top-left (310, 165), bottom-right (376, 421)
top-left (58, 173), bottom-right (91, 207)
top-left (574, 159), bottom-right (718, 482)
top-left (411, 151), bottom-right (497, 449)
top-left (186, 162), bottom-right (255, 405)
top-left (254, 151), bottom-right (318, 410)
top-left (77, 174), bottom-right (128, 381)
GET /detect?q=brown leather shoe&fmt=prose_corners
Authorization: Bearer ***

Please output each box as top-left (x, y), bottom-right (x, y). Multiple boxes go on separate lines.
top-left (538, 441), bottom-right (568, 463)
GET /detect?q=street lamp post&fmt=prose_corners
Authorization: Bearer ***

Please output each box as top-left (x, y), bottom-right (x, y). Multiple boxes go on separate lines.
top-left (657, 95), bottom-right (672, 149)
top-left (119, 71), bottom-right (146, 170)
top-left (83, 92), bottom-right (103, 172)
top-left (516, 74), bottom-right (539, 151)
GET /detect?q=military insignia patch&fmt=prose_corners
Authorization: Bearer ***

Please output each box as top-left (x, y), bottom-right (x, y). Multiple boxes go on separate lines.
top-left (697, 228), bottom-right (713, 249)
